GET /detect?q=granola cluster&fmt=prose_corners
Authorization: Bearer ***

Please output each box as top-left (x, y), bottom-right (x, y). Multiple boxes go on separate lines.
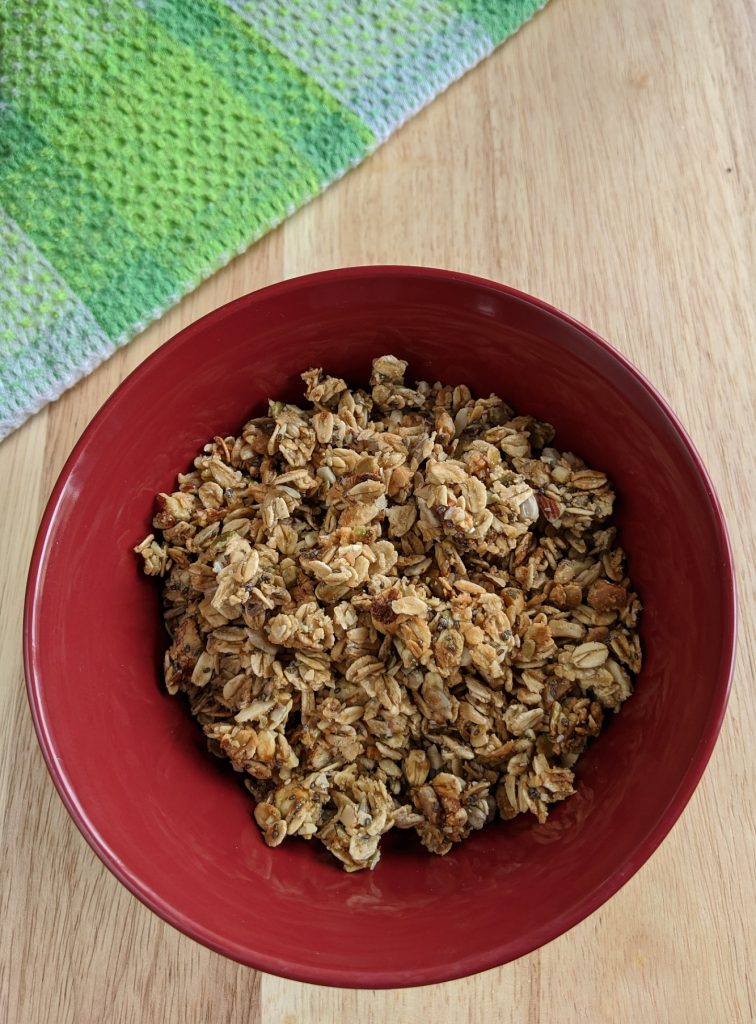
top-left (136, 356), bottom-right (642, 871)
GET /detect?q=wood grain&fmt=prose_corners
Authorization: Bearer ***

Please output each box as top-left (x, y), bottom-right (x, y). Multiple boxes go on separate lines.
top-left (2, 1), bottom-right (754, 1021)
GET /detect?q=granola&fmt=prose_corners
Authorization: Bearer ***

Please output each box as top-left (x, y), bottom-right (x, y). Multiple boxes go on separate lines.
top-left (136, 355), bottom-right (642, 871)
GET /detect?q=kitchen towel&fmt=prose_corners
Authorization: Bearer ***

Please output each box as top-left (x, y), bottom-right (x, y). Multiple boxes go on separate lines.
top-left (0, 0), bottom-right (545, 439)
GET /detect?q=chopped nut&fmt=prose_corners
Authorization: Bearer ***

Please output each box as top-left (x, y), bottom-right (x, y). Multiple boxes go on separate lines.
top-left (588, 578), bottom-right (628, 611)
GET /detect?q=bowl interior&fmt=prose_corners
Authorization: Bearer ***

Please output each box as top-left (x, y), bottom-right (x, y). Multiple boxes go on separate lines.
top-left (25, 268), bottom-right (734, 987)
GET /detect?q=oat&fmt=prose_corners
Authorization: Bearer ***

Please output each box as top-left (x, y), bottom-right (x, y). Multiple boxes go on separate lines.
top-left (136, 356), bottom-right (642, 871)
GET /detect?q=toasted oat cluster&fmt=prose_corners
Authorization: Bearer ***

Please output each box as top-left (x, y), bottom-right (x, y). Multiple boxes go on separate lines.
top-left (136, 355), bottom-right (641, 871)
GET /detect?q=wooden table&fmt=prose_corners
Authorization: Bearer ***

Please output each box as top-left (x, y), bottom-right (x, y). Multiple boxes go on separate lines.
top-left (2, 1), bottom-right (754, 1021)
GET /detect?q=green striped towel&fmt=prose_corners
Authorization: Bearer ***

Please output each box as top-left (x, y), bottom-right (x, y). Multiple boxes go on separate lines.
top-left (0, 0), bottom-right (545, 440)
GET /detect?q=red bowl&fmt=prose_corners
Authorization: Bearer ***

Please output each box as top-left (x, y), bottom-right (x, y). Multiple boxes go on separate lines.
top-left (24, 267), bottom-right (735, 988)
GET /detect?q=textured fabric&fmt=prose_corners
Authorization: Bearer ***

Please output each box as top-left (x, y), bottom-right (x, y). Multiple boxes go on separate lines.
top-left (0, 0), bottom-right (545, 439)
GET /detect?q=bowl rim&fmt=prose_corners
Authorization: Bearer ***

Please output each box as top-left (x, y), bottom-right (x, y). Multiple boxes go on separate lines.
top-left (23, 265), bottom-right (737, 988)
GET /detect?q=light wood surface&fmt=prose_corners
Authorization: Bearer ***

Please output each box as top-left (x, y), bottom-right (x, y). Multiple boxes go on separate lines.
top-left (2, 1), bottom-right (755, 1021)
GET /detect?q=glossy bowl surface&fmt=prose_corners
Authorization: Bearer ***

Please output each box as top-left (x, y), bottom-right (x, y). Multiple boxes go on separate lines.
top-left (24, 267), bottom-right (735, 988)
